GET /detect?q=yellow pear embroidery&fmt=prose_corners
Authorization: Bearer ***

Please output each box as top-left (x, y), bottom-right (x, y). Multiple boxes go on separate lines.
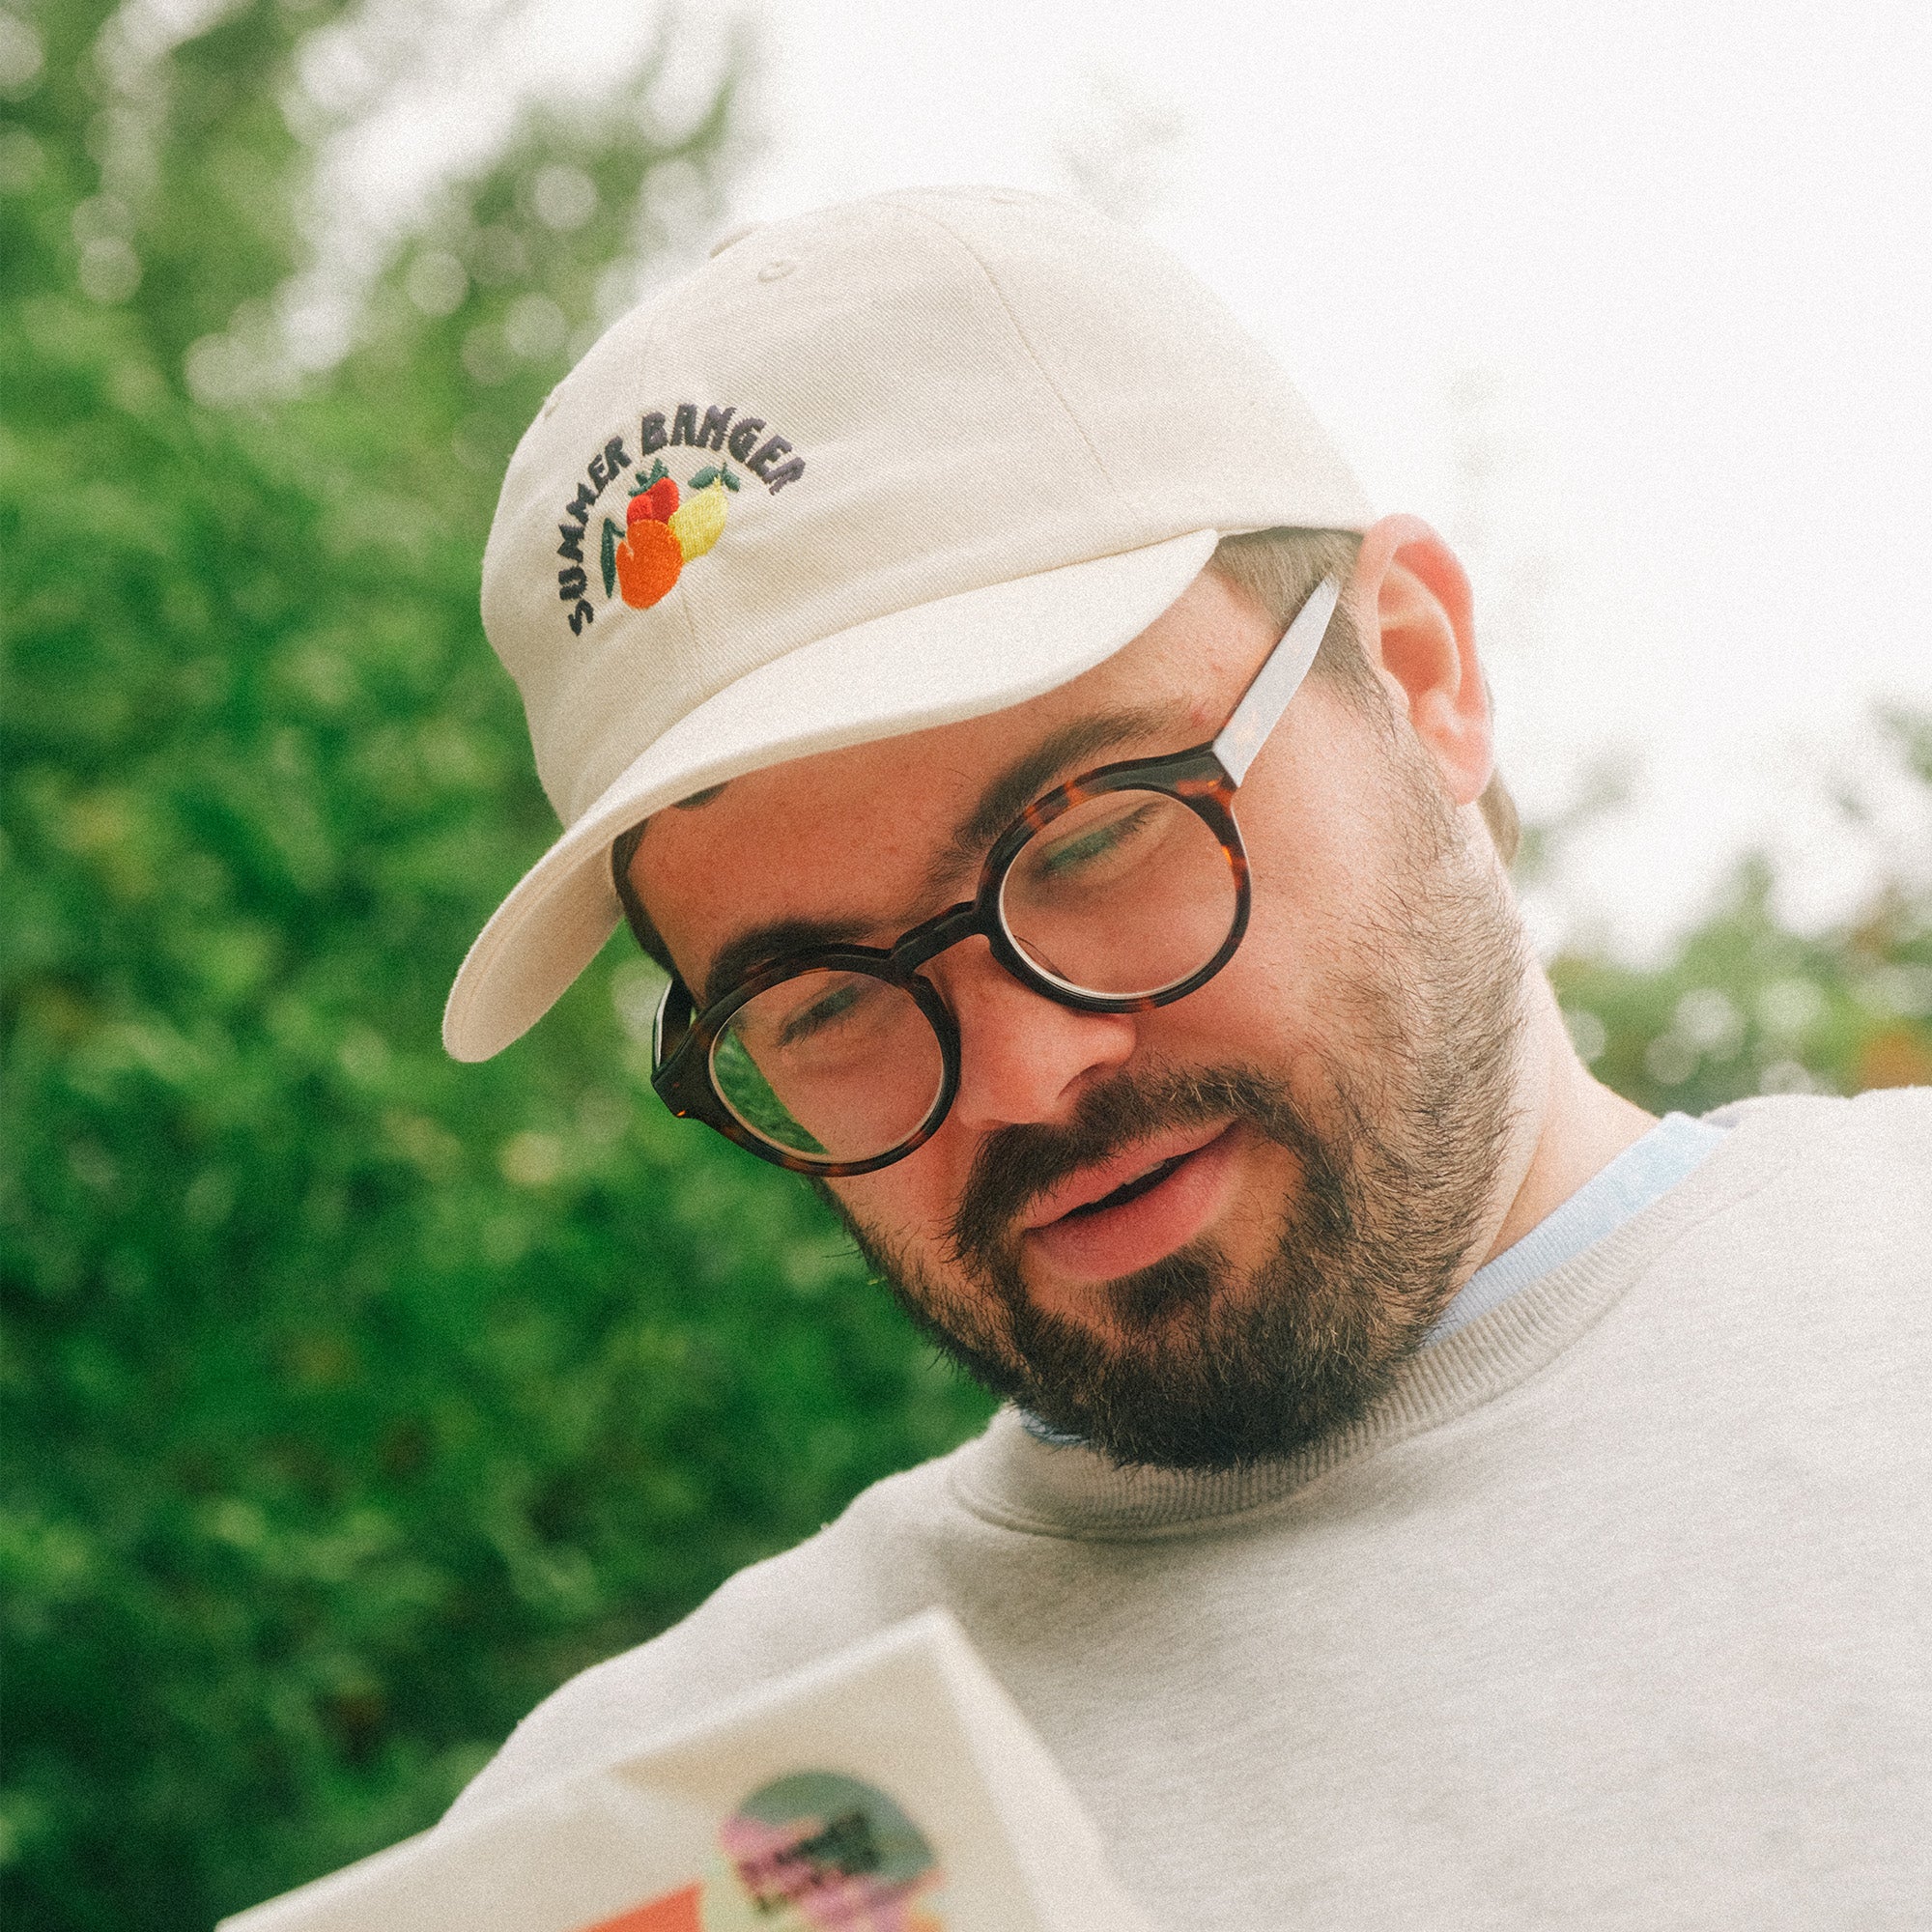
top-left (668, 475), bottom-right (731, 561)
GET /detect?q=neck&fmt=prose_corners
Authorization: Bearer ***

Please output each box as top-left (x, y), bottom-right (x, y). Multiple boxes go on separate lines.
top-left (1481, 971), bottom-right (1657, 1268)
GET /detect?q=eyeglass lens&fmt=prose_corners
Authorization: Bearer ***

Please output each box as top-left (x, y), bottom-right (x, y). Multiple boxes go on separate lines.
top-left (709, 787), bottom-right (1239, 1165)
top-left (997, 787), bottom-right (1236, 998)
top-left (713, 969), bottom-right (948, 1162)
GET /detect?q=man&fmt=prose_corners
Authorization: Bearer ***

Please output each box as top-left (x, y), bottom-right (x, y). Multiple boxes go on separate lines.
top-left (440, 188), bottom-right (1929, 1925)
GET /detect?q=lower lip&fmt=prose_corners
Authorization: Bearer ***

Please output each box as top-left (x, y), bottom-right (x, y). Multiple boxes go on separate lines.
top-left (1024, 1127), bottom-right (1242, 1285)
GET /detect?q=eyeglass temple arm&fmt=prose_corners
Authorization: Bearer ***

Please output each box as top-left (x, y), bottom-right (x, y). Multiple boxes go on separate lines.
top-left (1209, 575), bottom-right (1342, 786)
top-left (651, 974), bottom-right (693, 1072)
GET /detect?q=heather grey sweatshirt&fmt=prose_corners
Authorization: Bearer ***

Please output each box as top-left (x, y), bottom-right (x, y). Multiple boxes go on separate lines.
top-left (446, 1091), bottom-right (1932, 1930)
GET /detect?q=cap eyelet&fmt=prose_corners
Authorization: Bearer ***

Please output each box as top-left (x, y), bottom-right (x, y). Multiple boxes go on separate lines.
top-left (757, 258), bottom-right (797, 283)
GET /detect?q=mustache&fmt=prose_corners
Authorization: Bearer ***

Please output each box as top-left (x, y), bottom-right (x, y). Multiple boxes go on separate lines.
top-left (947, 1063), bottom-right (1338, 1281)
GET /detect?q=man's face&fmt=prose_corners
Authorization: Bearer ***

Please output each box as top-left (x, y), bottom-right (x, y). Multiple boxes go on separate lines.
top-left (633, 567), bottom-right (1529, 1467)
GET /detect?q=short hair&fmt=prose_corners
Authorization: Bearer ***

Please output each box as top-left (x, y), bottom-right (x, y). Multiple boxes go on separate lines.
top-left (611, 527), bottom-right (1521, 973)
top-left (1207, 527), bottom-right (1520, 866)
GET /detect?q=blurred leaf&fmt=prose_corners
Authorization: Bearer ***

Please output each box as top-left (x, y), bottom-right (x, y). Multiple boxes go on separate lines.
top-left (1548, 755), bottom-right (1932, 1115)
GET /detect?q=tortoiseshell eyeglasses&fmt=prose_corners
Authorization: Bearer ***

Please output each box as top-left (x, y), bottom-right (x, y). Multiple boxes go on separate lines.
top-left (644, 576), bottom-right (1342, 1176)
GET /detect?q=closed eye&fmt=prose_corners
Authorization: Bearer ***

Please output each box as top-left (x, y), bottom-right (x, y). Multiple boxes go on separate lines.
top-left (1033, 799), bottom-right (1165, 880)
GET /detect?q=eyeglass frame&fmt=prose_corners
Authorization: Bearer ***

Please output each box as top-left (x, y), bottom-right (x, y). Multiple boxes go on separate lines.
top-left (638, 574), bottom-right (1343, 1178)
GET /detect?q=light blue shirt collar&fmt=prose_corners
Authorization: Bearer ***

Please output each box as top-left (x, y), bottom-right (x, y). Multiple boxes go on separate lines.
top-left (1019, 1111), bottom-right (1730, 1443)
top-left (1422, 1111), bottom-right (1728, 1347)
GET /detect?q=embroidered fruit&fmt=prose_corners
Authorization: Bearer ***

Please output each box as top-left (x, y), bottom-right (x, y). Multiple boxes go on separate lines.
top-left (614, 517), bottom-right (682, 608)
top-left (627, 476), bottom-right (679, 525)
top-left (668, 477), bottom-right (729, 560)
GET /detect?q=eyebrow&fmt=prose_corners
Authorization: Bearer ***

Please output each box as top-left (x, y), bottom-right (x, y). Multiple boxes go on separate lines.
top-left (696, 704), bottom-right (1180, 1007)
top-left (701, 915), bottom-right (869, 1007)
top-left (925, 706), bottom-right (1176, 894)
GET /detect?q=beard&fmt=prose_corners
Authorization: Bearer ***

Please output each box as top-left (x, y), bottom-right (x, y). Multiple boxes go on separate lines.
top-left (828, 739), bottom-right (1530, 1471)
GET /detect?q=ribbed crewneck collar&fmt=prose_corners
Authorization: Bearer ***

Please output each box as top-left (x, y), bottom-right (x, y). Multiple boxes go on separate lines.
top-left (947, 1094), bottom-right (1813, 1542)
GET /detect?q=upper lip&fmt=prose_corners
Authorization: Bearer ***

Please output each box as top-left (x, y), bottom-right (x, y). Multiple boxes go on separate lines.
top-left (1019, 1122), bottom-right (1231, 1231)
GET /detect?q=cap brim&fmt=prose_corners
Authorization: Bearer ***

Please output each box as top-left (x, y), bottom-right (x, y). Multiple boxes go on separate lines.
top-left (442, 527), bottom-right (1221, 1060)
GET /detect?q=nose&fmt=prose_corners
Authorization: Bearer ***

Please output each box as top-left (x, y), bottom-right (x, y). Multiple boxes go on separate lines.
top-left (923, 936), bottom-right (1137, 1132)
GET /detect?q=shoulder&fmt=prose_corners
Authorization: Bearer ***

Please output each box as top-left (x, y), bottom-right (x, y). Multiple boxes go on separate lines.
top-left (1657, 1088), bottom-right (1932, 1318)
top-left (439, 1435), bottom-right (981, 1828)
top-left (1707, 1085), bottom-right (1932, 1179)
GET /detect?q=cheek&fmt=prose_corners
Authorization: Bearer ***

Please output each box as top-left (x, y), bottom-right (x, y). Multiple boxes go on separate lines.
top-left (1223, 881), bottom-right (1350, 1037)
top-left (832, 1144), bottom-right (965, 1258)
top-left (1161, 807), bottom-right (1363, 1063)
top-left (1222, 788), bottom-right (1394, 1037)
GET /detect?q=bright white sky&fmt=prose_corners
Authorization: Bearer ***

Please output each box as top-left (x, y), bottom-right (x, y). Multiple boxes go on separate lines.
top-left (336, 0), bottom-right (1932, 957)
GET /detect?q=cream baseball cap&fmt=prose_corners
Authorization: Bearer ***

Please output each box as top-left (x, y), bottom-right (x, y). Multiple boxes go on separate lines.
top-left (443, 185), bottom-right (1373, 1062)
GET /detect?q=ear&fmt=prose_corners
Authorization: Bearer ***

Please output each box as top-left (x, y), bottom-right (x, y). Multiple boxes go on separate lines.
top-left (1349, 513), bottom-right (1492, 809)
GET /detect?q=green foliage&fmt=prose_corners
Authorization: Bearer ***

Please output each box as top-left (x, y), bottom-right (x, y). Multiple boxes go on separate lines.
top-left (1, 10), bottom-right (990, 1930)
top-left (1554, 870), bottom-right (1932, 1117)
top-left (1547, 713), bottom-right (1932, 1116)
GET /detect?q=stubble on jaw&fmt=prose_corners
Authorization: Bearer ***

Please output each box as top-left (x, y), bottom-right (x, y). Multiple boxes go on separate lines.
top-left (827, 737), bottom-right (1531, 1471)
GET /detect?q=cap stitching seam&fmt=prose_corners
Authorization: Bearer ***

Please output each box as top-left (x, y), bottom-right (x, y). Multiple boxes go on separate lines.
top-left (877, 194), bottom-right (1129, 505)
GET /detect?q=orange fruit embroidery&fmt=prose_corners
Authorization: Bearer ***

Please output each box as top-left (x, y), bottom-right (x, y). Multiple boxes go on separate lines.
top-left (580, 1882), bottom-right (704, 1932)
top-left (614, 517), bottom-right (682, 608)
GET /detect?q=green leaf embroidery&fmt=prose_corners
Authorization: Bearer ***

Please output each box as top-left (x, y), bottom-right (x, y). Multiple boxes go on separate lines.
top-left (600, 517), bottom-right (623, 597)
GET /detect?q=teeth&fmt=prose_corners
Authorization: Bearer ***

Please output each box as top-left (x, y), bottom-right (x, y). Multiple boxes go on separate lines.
top-left (1071, 1151), bottom-right (1185, 1217)
top-left (1110, 1154), bottom-right (1168, 1193)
